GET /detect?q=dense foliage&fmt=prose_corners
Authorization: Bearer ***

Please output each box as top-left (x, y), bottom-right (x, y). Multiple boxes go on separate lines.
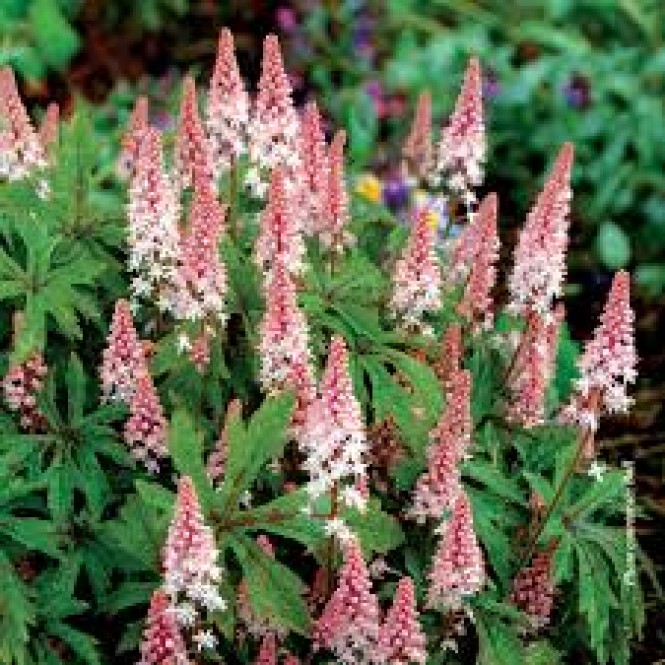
top-left (0, 27), bottom-right (649, 665)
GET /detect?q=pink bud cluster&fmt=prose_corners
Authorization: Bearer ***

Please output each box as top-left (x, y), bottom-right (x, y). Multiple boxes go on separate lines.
top-left (508, 143), bottom-right (574, 317)
top-left (378, 577), bottom-right (427, 664)
top-left (207, 28), bottom-right (250, 174)
top-left (427, 491), bottom-right (485, 609)
top-left (247, 35), bottom-right (300, 193)
top-left (313, 538), bottom-right (380, 664)
top-left (117, 96), bottom-right (149, 179)
top-left (123, 374), bottom-right (168, 472)
top-left (162, 476), bottom-right (225, 634)
top-left (0, 67), bottom-right (46, 180)
top-left (410, 369), bottom-right (472, 522)
top-left (257, 260), bottom-right (315, 426)
top-left (127, 127), bottom-right (181, 312)
top-left (254, 168), bottom-right (305, 278)
top-left (509, 551), bottom-right (555, 631)
top-left (562, 270), bottom-right (637, 431)
top-left (2, 353), bottom-right (48, 432)
top-left (300, 336), bottom-right (368, 511)
top-left (403, 91), bottom-right (433, 184)
top-left (298, 101), bottom-right (329, 236)
top-left (456, 193), bottom-right (500, 328)
top-left (100, 299), bottom-right (147, 403)
top-left (39, 102), bottom-right (59, 150)
top-left (320, 130), bottom-right (353, 252)
top-left (207, 398), bottom-right (242, 486)
top-left (255, 633), bottom-right (278, 665)
top-left (174, 77), bottom-right (215, 192)
top-left (173, 185), bottom-right (227, 327)
top-left (138, 589), bottom-right (189, 665)
top-left (507, 306), bottom-right (563, 428)
top-left (436, 324), bottom-right (463, 391)
top-left (434, 58), bottom-right (485, 196)
top-left (390, 208), bottom-right (442, 335)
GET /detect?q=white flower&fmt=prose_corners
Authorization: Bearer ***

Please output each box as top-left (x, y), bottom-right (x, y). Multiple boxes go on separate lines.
top-left (193, 628), bottom-right (218, 651)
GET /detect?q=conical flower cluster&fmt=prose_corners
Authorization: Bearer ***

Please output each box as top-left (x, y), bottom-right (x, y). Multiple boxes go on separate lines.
top-left (320, 129), bottom-right (352, 252)
top-left (402, 90), bottom-right (432, 183)
top-left (0, 67), bottom-right (46, 180)
top-left (174, 184), bottom-right (227, 326)
top-left (562, 270), bottom-right (637, 431)
top-left (127, 127), bottom-right (181, 312)
top-left (39, 102), bottom-right (59, 149)
top-left (123, 374), bottom-right (168, 473)
top-left (2, 353), bottom-right (48, 433)
top-left (117, 96), bottom-right (149, 179)
top-left (300, 336), bottom-right (368, 510)
top-left (410, 369), bottom-right (472, 522)
top-left (434, 324), bottom-right (463, 391)
top-left (427, 491), bottom-right (485, 609)
top-left (507, 306), bottom-right (563, 428)
top-left (313, 538), bottom-right (380, 664)
top-left (434, 57), bottom-right (485, 196)
top-left (207, 27), bottom-right (249, 174)
top-left (390, 208), bottom-right (442, 335)
top-left (137, 589), bottom-right (188, 665)
top-left (508, 143), bottom-right (574, 317)
top-left (100, 299), bottom-right (147, 403)
top-left (457, 193), bottom-right (499, 328)
top-left (257, 259), bottom-right (314, 400)
top-left (174, 76), bottom-right (215, 192)
top-left (207, 398), bottom-right (242, 486)
top-left (254, 168), bottom-right (305, 278)
top-left (298, 101), bottom-right (329, 236)
top-left (509, 551), bottom-right (555, 631)
top-left (248, 34), bottom-right (300, 191)
top-left (378, 577), bottom-right (427, 664)
top-left (162, 476), bottom-right (225, 623)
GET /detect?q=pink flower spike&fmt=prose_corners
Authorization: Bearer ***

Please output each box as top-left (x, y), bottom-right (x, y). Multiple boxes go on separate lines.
top-left (378, 577), bottom-right (427, 665)
top-left (39, 102), bottom-right (59, 149)
top-left (255, 633), bottom-right (278, 665)
top-left (321, 129), bottom-right (352, 252)
top-left (508, 143), bottom-right (574, 317)
top-left (162, 476), bottom-right (225, 619)
top-left (100, 299), bottom-right (147, 403)
top-left (562, 271), bottom-right (637, 432)
top-left (207, 398), bottom-right (242, 485)
top-left (300, 336), bottom-right (368, 509)
top-left (257, 258), bottom-right (313, 397)
top-left (207, 27), bottom-right (250, 173)
top-left (298, 101), bottom-right (329, 236)
top-left (248, 34), bottom-right (300, 182)
top-left (137, 589), bottom-right (188, 665)
top-left (410, 369), bottom-right (472, 522)
top-left (117, 95), bottom-right (148, 179)
top-left (313, 538), bottom-right (380, 664)
top-left (0, 67), bottom-right (46, 180)
top-left (174, 184), bottom-right (227, 326)
top-left (254, 167), bottom-right (305, 278)
top-left (403, 90), bottom-right (432, 183)
top-left (390, 207), bottom-right (442, 335)
top-left (123, 373), bottom-right (168, 473)
top-left (457, 193), bottom-right (500, 328)
top-left (2, 353), bottom-right (48, 433)
top-left (435, 57), bottom-right (485, 195)
top-left (127, 127), bottom-right (181, 312)
top-left (174, 76), bottom-right (215, 192)
top-left (509, 551), bottom-right (555, 631)
top-left (427, 491), bottom-right (486, 609)
top-left (435, 324), bottom-right (463, 391)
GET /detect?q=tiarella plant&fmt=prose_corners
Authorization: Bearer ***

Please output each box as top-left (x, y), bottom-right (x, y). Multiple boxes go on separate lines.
top-left (0, 28), bottom-right (646, 665)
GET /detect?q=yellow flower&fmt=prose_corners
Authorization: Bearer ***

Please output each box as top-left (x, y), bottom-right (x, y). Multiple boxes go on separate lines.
top-left (355, 173), bottom-right (382, 204)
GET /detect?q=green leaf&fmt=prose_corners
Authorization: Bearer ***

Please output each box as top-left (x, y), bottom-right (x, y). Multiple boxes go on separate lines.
top-left (474, 599), bottom-right (524, 665)
top-left (0, 551), bottom-right (34, 665)
top-left (596, 222), bottom-right (631, 269)
top-left (343, 498), bottom-right (405, 557)
top-left (45, 624), bottom-right (99, 665)
top-left (28, 0), bottom-right (81, 69)
top-left (229, 534), bottom-right (311, 635)
top-left (1, 519), bottom-right (62, 558)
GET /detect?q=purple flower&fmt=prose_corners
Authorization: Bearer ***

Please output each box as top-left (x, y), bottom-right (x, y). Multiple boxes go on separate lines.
top-left (563, 74), bottom-right (591, 109)
top-left (276, 6), bottom-right (297, 33)
top-left (382, 175), bottom-right (410, 211)
top-left (482, 70), bottom-right (501, 99)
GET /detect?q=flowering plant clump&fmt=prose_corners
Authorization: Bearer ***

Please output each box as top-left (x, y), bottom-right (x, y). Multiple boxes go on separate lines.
top-left (0, 30), bottom-right (646, 665)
